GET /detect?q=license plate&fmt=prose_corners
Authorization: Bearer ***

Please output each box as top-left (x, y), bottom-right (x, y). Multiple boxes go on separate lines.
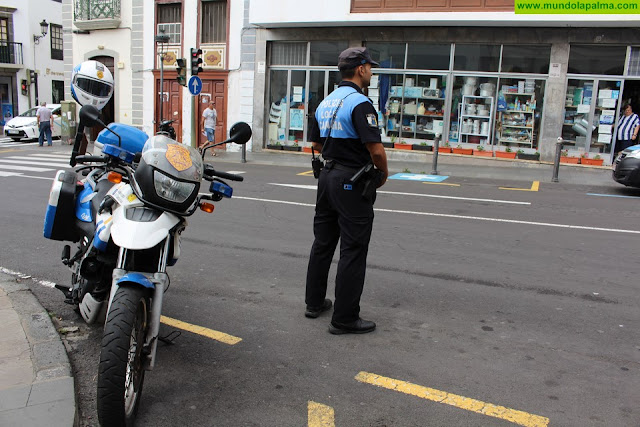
top-left (5, 130), bottom-right (16, 135)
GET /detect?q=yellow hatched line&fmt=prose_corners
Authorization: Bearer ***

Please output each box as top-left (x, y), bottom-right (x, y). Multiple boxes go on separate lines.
top-left (500, 181), bottom-right (539, 192)
top-left (355, 372), bottom-right (549, 427)
top-left (298, 170), bottom-right (315, 176)
top-left (308, 401), bottom-right (335, 427)
top-left (160, 315), bottom-right (242, 345)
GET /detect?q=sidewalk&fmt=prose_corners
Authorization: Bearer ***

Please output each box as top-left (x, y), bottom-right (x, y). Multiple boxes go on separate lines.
top-left (211, 147), bottom-right (615, 187)
top-left (0, 272), bottom-right (76, 427)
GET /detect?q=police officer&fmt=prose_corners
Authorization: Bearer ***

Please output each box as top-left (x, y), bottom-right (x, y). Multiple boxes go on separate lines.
top-left (304, 47), bottom-right (388, 335)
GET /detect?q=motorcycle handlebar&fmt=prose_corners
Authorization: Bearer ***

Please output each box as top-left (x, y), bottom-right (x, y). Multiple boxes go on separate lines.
top-left (69, 123), bottom-right (85, 167)
top-left (204, 166), bottom-right (244, 182)
top-left (74, 155), bottom-right (108, 164)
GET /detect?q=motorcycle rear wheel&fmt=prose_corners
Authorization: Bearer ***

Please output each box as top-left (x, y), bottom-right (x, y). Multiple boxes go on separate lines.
top-left (97, 286), bottom-right (150, 427)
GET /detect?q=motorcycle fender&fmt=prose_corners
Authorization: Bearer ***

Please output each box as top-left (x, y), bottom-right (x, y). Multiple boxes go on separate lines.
top-left (116, 273), bottom-right (155, 289)
top-left (110, 208), bottom-right (180, 250)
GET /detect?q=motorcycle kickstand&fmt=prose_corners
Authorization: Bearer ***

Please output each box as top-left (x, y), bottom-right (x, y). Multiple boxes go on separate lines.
top-left (158, 330), bottom-right (181, 345)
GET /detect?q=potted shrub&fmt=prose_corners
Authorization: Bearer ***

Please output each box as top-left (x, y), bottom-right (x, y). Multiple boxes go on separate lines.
top-left (517, 150), bottom-right (540, 161)
top-left (267, 141), bottom-right (283, 150)
top-left (495, 147), bottom-right (517, 159)
top-left (452, 145), bottom-right (473, 155)
top-left (413, 141), bottom-right (432, 151)
top-left (382, 136), bottom-right (395, 149)
top-left (473, 145), bottom-right (493, 157)
top-left (438, 141), bottom-right (452, 153)
top-left (283, 141), bottom-right (302, 152)
top-left (394, 140), bottom-right (413, 150)
top-left (580, 153), bottom-right (604, 166)
top-left (560, 149), bottom-right (580, 164)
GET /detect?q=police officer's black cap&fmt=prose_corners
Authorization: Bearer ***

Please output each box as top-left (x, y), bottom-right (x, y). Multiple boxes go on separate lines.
top-left (337, 47), bottom-right (380, 70)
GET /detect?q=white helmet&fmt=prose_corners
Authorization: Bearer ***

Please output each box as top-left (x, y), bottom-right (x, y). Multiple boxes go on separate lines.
top-left (71, 60), bottom-right (114, 111)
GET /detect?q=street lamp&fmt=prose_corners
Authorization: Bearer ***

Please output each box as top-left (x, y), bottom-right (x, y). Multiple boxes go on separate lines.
top-left (32, 19), bottom-right (49, 106)
top-left (155, 32), bottom-right (170, 126)
top-left (33, 19), bottom-right (49, 44)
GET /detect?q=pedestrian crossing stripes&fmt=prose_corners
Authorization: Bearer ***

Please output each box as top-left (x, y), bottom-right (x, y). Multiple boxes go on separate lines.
top-left (0, 153), bottom-right (71, 179)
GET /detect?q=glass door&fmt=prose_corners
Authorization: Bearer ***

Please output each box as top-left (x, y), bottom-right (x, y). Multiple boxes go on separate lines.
top-left (562, 78), bottom-right (595, 154)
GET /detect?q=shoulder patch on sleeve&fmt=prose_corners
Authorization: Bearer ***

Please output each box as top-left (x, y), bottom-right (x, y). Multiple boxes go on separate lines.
top-left (366, 113), bottom-right (378, 128)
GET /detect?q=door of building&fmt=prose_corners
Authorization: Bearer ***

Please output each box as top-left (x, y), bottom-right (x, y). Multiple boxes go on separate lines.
top-left (155, 78), bottom-right (183, 142)
top-left (196, 79), bottom-right (226, 148)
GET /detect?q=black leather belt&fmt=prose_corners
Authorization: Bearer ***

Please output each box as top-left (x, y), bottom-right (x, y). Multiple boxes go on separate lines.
top-left (324, 160), bottom-right (360, 174)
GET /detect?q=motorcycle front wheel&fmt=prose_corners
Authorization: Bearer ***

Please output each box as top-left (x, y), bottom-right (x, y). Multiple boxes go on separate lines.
top-left (97, 286), bottom-right (150, 427)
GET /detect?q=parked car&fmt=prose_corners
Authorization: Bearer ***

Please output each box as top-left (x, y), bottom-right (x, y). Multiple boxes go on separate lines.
top-left (4, 104), bottom-right (61, 142)
top-left (612, 144), bottom-right (640, 188)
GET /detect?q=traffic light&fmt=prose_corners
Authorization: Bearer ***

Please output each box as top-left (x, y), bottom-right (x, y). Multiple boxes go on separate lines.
top-left (176, 58), bottom-right (187, 86)
top-left (21, 80), bottom-right (27, 95)
top-left (190, 48), bottom-right (203, 76)
top-left (29, 69), bottom-right (36, 83)
top-left (26, 69), bottom-right (31, 85)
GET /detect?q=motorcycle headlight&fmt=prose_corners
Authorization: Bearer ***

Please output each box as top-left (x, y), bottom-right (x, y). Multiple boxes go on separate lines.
top-left (153, 170), bottom-right (196, 203)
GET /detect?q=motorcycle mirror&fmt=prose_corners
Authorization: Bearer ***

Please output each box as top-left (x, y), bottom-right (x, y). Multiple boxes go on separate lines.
top-left (79, 105), bottom-right (105, 128)
top-left (228, 122), bottom-right (252, 145)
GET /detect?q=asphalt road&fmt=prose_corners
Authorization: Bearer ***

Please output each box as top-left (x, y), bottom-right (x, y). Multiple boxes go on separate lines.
top-left (0, 143), bottom-right (639, 426)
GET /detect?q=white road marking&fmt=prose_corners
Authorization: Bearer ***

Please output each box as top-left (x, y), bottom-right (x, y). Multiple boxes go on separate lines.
top-left (0, 164), bottom-right (53, 172)
top-left (268, 183), bottom-right (531, 205)
top-left (0, 171), bottom-right (23, 177)
top-left (0, 267), bottom-right (56, 288)
top-left (233, 195), bottom-right (640, 234)
top-left (17, 154), bottom-right (71, 160)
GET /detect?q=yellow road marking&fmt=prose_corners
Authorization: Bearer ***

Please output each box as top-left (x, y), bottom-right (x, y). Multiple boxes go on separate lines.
top-left (308, 401), bottom-right (335, 427)
top-left (500, 181), bottom-right (539, 192)
top-left (423, 182), bottom-right (461, 186)
top-left (298, 170), bottom-right (315, 176)
top-left (160, 315), bottom-right (242, 345)
top-left (355, 372), bottom-right (549, 427)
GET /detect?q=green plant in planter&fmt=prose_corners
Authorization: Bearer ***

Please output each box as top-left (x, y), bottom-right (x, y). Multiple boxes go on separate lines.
top-left (390, 135), bottom-right (397, 143)
top-left (420, 141), bottom-right (428, 146)
top-left (403, 168), bottom-right (411, 173)
top-left (517, 149), bottom-right (525, 154)
top-left (580, 152), bottom-right (588, 158)
top-left (561, 149), bottom-right (569, 157)
top-left (443, 141), bottom-right (450, 147)
top-left (505, 147), bottom-right (512, 153)
top-left (594, 154), bottom-right (602, 160)
top-left (477, 145), bottom-right (485, 151)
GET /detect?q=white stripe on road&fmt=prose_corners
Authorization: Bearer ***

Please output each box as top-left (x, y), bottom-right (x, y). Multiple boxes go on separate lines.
top-left (268, 183), bottom-right (531, 205)
top-left (0, 159), bottom-right (70, 168)
top-left (0, 171), bottom-right (23, 177)
top-left (0, 164), bottom-right (53, 172)
top-left (18, 154), bottom-right (71, 160)
top-left (233, 195), bottom-right (640, 234)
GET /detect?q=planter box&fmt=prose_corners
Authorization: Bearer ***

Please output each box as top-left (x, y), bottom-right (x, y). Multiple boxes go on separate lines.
top-left (394, 143), bottom-right (413, 150)
top-left (517, 153), bottom-right (540, 161)
top-left (452, 148), bottom-right (473, 155)
top-left (473, 150), bottom-right (493, 157)
top-left (266, 144), bottom-right (283, 150)
top-left (560, 156), bottom-right (580, 164)
top-left (302, 146), bottom-right (313, 153)
top-left (382, 142), bottom-right (394, 148)
top-left (438, 147), bottom-right (452, 153)
top-left (580, 158), bottom-right (604, 166)
top-left (495, 151), bottom-right (517, 159)
top-left (283, 145), bottom-right (301, 152)
top-left (413, 144), bottom-right (433, 151)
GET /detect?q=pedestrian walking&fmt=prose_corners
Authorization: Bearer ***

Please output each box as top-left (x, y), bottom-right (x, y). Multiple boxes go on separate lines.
top-left (36, 102), bottom-right (53, 147)
top-left (615, 103), bottom-right (639, 156)
top-left (202, 101), bottom-right (218, 156)
top-left (304, 47), bottom-right (388, 335)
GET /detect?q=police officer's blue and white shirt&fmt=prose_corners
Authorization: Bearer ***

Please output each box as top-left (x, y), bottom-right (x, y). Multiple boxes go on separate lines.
top-left (617, 112), bottom-right (640, 141)
top-left (310, 81), bottom-right (381, 169)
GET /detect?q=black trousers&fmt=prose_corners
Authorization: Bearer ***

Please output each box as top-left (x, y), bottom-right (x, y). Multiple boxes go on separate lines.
top-left (305, 166), bottom-right (375, 324)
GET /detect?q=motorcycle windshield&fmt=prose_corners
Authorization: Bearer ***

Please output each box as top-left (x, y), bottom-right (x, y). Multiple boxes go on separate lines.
top-left (141, 135), bottom-right (203, 182)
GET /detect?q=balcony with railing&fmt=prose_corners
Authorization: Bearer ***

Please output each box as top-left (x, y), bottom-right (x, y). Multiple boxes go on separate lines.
top-left (74, 0), bottom-right (121, 30)
top-left (0, 42), bottom-right (23, 68)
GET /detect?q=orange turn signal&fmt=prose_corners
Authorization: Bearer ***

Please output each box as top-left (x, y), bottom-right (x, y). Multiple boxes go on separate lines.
top-left (107, 172), bottom-right (123, 184)
top-left (200, 202), bottom-right (215, 213)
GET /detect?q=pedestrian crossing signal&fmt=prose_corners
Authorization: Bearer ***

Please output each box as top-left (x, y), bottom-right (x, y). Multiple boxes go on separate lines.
top-left (190, 48), bottom-right (203, 76)
top-left (21, 80), bottom-right (28, 95)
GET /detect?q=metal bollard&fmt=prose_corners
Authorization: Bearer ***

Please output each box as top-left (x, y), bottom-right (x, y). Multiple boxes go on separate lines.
top-left (241, 143), bottom-right (246, 163)
top-left (551, 137), bottom-right (563, 183)
top-left (431, 133), bottom-right (441, 176)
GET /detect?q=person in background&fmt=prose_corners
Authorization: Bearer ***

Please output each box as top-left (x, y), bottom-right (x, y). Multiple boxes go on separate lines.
top-left (202, 101), bottom-right (218, 156)
top-left (615, 103), bottom-right (639, 157)
top-left (36, 102), bottom-right (54, 147)
top-left (304, 47), bottom-right (388, 335)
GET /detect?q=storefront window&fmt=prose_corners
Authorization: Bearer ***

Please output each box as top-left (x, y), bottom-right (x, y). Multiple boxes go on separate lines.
top-left (310, 41), bottom-right (348, 66)
top-left (267, 70), bottom-right (288, 145)
top-left (496, 78), bottom-right (545, 150)
top-left (270, 42), bottom-right (306, 66)
top-left (366, 42), bottom-right (406, 69)
top-left (501, 45), bottom-right (551, 74)
top-left (406, 43), bottom-right (450, 70)
top-left (453, 44), bottom-right (500, 72)
top-left (568, 45), bottom-right (626, 75)
top-left (562, 79), bottom-right (595, 151)
top-left (450, 75), bottom-right (498, 146)
top-left (288, 71), bottom-right (306, 145)
top-left (591, 80), bottom-right (621, 155)
top-left (627, 47), bottom-right (640, 76)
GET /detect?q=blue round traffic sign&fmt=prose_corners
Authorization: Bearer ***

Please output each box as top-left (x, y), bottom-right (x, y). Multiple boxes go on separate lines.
top-left (188, 76), bottom-right (203, 96)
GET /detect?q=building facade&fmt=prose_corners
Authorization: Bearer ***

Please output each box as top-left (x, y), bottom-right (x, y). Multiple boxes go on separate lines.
top-left (248, 0), bottom-right (640, 165)
top-left (0, 0), bottom-right (64, 131)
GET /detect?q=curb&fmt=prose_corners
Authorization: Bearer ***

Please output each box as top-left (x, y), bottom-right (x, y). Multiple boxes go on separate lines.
top-left (0, 272), bottom-right (77, 427)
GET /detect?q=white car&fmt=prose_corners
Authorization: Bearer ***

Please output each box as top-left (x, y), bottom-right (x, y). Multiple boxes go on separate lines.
top-left (4, 104), bottom-right (62, 142)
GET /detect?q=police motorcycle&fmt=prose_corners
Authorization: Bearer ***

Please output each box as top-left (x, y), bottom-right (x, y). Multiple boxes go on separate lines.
top-left (43, 61), bottom-right (252, 426)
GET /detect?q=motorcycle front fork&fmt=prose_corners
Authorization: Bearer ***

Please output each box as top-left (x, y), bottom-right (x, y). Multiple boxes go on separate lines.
top-left (107, 235), bottom-right (172, 370)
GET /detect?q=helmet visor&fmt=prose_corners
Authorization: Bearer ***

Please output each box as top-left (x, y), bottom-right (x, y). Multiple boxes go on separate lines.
top-left (74, 76), bottom-right (112, 98)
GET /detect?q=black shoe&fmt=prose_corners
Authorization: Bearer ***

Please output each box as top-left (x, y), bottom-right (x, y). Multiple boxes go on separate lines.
top-left (329, 318), bottom-right (376, 335)
top-left (305, 299), bottom-right (332, 318)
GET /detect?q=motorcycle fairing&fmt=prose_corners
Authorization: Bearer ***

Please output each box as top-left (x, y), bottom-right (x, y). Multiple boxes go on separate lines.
top-left (76, 182), bottom-right (94, 223)
top-left (93, 212), bottom-right (113, 252)
top-left (116, 272), bottom-right (155, 289)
